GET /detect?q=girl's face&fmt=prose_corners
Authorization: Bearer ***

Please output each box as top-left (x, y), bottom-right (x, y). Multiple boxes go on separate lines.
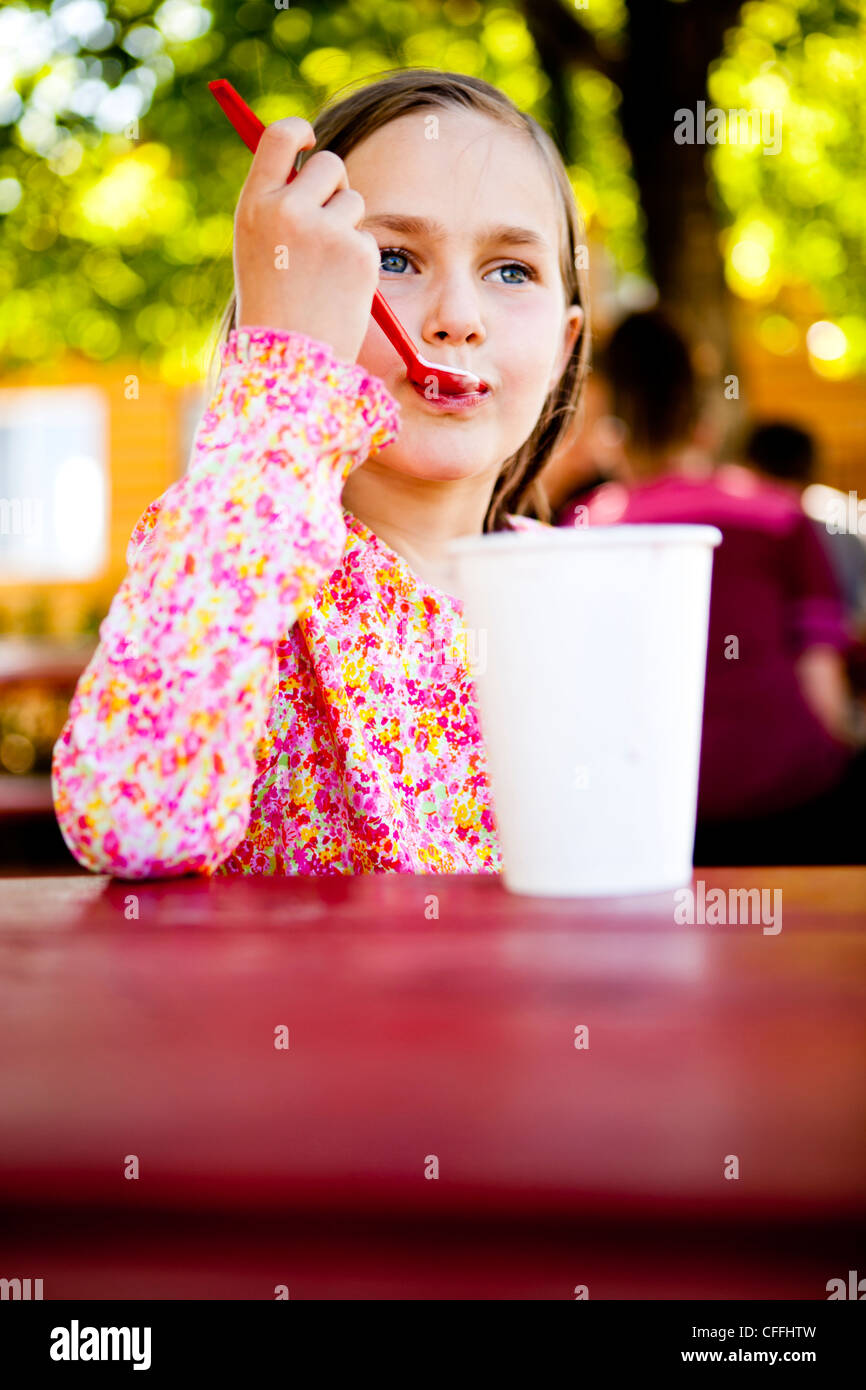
top-left (344, 108), bottom-right (583, 485)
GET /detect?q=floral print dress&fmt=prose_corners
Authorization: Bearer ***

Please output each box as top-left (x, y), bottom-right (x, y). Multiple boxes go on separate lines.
top-left (51, 327), bottom-right (547, 878)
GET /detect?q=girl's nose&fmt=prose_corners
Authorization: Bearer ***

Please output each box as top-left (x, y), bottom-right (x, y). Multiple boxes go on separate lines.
top-left (420, 273), bottom-right (487, 349)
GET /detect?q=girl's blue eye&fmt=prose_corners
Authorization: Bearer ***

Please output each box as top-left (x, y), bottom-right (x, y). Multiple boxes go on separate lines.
top-left (495, 263), bottom-right (532, 285)
top-left (379, 247), bottom-right (536, 283)
top-left (380, 249), bottom-right (411, 274)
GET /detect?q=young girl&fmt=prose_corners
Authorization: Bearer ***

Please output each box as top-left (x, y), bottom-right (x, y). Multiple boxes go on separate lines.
top-left (51, 68), bottom-right (589, 878)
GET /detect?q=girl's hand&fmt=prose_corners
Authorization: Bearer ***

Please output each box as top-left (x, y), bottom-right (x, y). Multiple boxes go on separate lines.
top-left (233, 117), bottom-right (381, 366)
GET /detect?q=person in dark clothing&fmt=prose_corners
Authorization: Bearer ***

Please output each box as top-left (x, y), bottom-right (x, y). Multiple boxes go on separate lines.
top-left (744, 421), bottom-right (866, 631)
top-left (555, 310), bottom-right (866, 866)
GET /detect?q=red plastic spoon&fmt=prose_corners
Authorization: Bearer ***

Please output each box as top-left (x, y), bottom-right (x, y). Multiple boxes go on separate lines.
top-left (208, 79), bottom-right (486, 397)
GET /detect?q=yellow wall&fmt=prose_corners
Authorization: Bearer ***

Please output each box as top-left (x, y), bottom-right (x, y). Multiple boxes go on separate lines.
top-left (2, 322), bottom-right (863, 642)
top-left (732, 302), bottom-right (866, 497)
top-left (0, 357), bottom-right (192, 638)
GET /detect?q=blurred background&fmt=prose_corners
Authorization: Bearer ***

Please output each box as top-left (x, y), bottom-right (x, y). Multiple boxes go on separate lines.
top-left (0, 0), bottom-right (864, 868)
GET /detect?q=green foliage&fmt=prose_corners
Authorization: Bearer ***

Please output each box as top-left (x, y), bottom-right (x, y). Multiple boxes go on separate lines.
top-left (0, 0), bottom-right (646, 379)
top-left (567, 66), bottom-right (646, 281)
top-left (708, 0), bottom-right (866, 376)
top-left (3, 1), bottom-right (863, 380)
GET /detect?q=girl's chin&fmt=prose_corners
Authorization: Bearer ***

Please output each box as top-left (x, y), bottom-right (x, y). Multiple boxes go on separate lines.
top-left (382, 453), bottom-right (497, 482)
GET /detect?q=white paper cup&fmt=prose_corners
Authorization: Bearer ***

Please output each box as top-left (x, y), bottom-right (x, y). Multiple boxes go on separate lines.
top-left (446, 524), bottom-right (723, 897)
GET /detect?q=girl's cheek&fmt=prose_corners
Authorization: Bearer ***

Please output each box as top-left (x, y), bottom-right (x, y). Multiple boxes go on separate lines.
top-left (497, 295), bottom-right (559, 354)
top-left (355, 322), bottom-right (395, 384)
top-left (354, 292), bottom-right (559, 394)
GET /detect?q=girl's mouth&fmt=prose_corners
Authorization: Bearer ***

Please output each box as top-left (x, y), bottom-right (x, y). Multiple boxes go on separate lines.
top-left (409, 380), bottom-right (493, 412)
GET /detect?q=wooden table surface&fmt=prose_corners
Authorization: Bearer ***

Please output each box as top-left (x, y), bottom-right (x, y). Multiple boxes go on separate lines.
top-left (1, 868), bottom-right (864, 1299)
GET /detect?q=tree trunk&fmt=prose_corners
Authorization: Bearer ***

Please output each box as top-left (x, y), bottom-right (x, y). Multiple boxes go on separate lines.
top-left (523, 0), bottom-right (746, 438)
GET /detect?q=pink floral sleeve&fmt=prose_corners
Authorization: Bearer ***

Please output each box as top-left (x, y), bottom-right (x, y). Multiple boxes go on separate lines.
top-left (51, 328), bottom-right (400, 878)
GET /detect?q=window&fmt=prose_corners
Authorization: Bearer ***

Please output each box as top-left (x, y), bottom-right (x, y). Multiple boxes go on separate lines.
top-left (0, 388), bottom-right (108, 581)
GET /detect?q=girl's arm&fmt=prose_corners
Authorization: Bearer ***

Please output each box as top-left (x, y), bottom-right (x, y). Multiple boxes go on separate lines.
top-left (51, 327), bottom-right (400, 879)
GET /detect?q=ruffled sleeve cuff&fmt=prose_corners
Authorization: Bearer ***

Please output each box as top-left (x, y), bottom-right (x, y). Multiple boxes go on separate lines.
top-left (220, 327), bottom-right (401, 471)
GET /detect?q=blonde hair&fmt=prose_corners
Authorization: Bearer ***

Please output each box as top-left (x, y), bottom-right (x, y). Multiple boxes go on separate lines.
top-left (213, 67), bottom-right (591, 532)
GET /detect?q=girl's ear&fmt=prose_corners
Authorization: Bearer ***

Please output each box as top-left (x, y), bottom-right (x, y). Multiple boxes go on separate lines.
top-left (548, 305), bottom-right (584, 393)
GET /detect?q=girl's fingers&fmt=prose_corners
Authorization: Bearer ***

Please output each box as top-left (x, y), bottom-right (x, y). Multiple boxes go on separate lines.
top-left (243, 117), bottom-right (318, 197)
top-left (279, 148), bottom-right (352, 213)
top-left (319, 189), bottom-right (381, 266)
top-left (319, 187), bottom-right (372, 234)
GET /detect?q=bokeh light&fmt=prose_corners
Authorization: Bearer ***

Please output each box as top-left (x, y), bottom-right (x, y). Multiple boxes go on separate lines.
top-left (710, 0), bottom-right (866, 375)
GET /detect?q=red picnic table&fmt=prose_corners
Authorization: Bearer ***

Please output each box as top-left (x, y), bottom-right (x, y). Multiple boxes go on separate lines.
top-left (0, 867), bottom-right (864, 1299)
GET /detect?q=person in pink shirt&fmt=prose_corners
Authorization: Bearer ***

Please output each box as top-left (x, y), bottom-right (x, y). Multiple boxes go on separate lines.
top-left (51, 69), bottom-right (588, 879)
top-left (743, 421), bottom-right (866, 631)
top-left (556, 310), bottom-right (866, 865)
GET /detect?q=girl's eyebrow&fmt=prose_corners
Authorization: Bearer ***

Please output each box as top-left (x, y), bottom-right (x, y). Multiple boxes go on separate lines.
top-left (361, 212), bottom-right (552, 253)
